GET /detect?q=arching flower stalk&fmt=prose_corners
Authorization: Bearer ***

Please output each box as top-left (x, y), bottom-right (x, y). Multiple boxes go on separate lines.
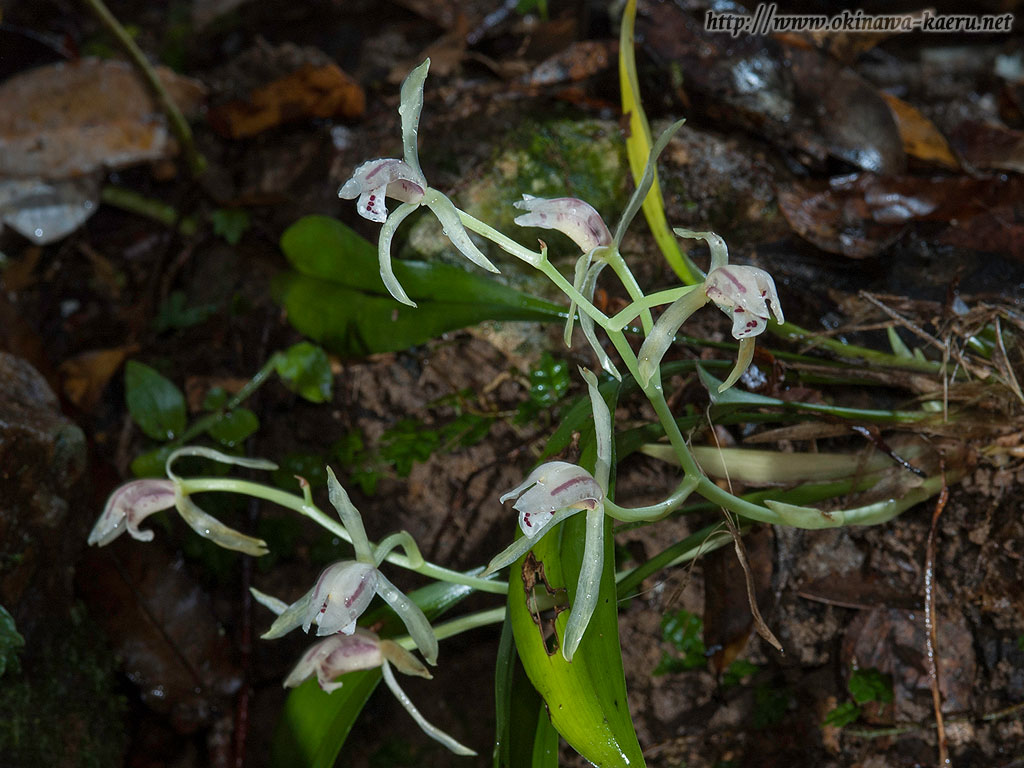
top-left (637, 228), bottom-right (784, 391)
top-left (282, 630), bottom-right (475, 755)
top-left (485, 367), bottom-right (612, 662)
top-left (256, 467), bottom-right (438, 665)
top-left (339, 58), bottom-right (497, 307)
top-left (87, 447), bottom-right (275, 556)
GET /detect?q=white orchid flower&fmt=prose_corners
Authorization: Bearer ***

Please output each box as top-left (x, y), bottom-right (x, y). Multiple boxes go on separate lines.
top-left (338, 58), bottom-right (497, 307)
top-left (637, 228), bottom-right (784, 392)
top-left (257, 467), bottom-right (438, 665)
top-left (486, 367), bottom-right (611, 661)
top-left (87, 479), bottom-right (177, 546)
top-left (88, 447), bottom-right (276, 556)
top-left (512, 121), bottom-right (687, 381)
top-left (284, 630), bottom-right (475, 756)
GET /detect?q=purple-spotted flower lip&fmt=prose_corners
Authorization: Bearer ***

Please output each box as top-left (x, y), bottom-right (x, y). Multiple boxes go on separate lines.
top-left (704, 264), bottom-right (784, 340)
top-left (512, 195), bottom-right (613, 253)
top-left (284, 627), bottom-right (385, 693)
top-left (303, 560), bottom-right (379, 636)
top-left (87, 479), bottom-right (177, 546)
top-left (338, 158), bottom-right (426, 224)
top-left (499, 460), bottom-right (604, 539)
top-left (283, 629), bottom-right (473, 755)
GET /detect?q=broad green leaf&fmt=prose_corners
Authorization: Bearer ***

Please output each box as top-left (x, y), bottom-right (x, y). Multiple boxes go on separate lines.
top-left (274, 341), bottom-right (333, 403)
top-left (270, 579), bottom-right (476, 768)
top-left (276, 216), bottom-right (564, 356)
top-left (124, 360), bottom-right (186, 441)
top-left (619, 0), bottom-right (701, 284)
top-left (509, 381), bottom-right (645, 767)
top-left (0, 604), bottom-right (24, 678)
top-left (206, 407), bottom-right (259, 447)
top-left (494, 616), bottom-right (558, 768)
top-left (130, 444), bottom-right (175, 477)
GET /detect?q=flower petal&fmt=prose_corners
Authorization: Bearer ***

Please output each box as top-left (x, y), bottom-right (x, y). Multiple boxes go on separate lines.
top-left (579, 367), bottom-right (612, 490)
top-left (259, 587), bottom-right (312, 640)
top-left (718, 336), bottom-right (756, 393)
top-left (339, 159), bottom-right (426, 224)
top-left (327, 466), bottom-right (373, 563)
top-left (380, 639), bottom-right (432, 679)
top-left (561, 506), bottom-right (605, 662)
top-left (88, 479), bottom-right (177, 546)
top-left (378, 201), bottom-right (421, 307)
top-left (636, 284), bottom-right (709, 386)
top-left (512, 195), bottom-right (612, 253)
top-left (284, 630), bottom-right (384, 692)
top-left (174, 488), bottom-right (269, 556)
top-left (381, 660), bottom-right (477, 756)
top-left (375, 571), bottom-right (438, 665)
top-left (423, 189), bottom-right (499, 274)
top-left (503, 461), bottom-right (603, 538)
top-left (303, 560), bottom-right (378, 636)
top-left (399, 59), bottom-right (431, 181)
top-left (673, 227), bottom-right (730, 272)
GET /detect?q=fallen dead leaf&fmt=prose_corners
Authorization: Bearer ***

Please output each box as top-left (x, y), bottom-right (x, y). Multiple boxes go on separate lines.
top-left (59, 345), bottom-right (138, 412)
top-left (880, 92), bottom-right (960, 170)
top-left (0, 57), bottom-right (205, 179)
top-left (208, 63), bottom-right (364, 139)
top-left (949, 119), bottom-right (1024, 174)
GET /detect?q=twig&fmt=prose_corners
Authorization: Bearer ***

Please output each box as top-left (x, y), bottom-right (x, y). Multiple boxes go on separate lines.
top-left (81, 0), bottom-right (207, 177)
top-left (925, 463), bottom-right (950, 767)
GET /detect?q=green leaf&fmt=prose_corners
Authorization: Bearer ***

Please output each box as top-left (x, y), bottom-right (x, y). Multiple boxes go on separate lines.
top-left (270, 579), bottom-right (477, 768)
top-left (275, 216), bottom-right (564, 356)
top-left (207, 408), bottom-right (259, 447)
top-left (154, 290), bottom-right (217, 332)
top-left (380, 418), bottom-right (441, 476)
top-left (202, 386), bottom-right (229, 411)
top-left (619, 0), bottom-right (701, 284)
top-left (509, 381), bottom-right (645, 767)
top-left (211, 208), bottom-right (251, 245)
top-left (124, 360), bottom-right (187, 441)
top-left (653, 610), bottom-right (706, 674)
top-left (494, 617), bottom-right (557, 768)
top-left (848, 668), bottom-right (893, 705)
top-left (722, 658), bottom-right (760, 688)
top-left (274, 342), bottom-right (333, 403)
top-left (130, 444), bottom-right (175, 477)
top-left (0, 604), bottom-right (24, 678)
top-left (823, 701), bottom-right (861, 728)
top-left (528, 352), bottom-right (570, 407)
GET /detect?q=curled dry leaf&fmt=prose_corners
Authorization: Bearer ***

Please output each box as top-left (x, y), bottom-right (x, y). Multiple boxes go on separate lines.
top-left (879, 92), bottom-right (960, 170)
top-left (208, 63), bottom-right (365, 139)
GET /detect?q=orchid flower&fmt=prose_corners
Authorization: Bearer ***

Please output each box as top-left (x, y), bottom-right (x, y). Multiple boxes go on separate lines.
top-left (512, 121), bottom-right (686, 381)
top-left (88, 447), bottom-right (275, 556)
top-left (283, 630), bottom-right (476, 756)
top-left (485, 367), bottom-right (611, 661)
top-left (338, 58), bottom-right (497, 307)
top-left (637, 228), bottom-right (784, 392)
top-left (256, 467), bottom-right (438, 665)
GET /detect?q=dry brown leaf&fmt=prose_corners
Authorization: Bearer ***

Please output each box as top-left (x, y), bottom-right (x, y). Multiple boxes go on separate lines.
top-left (880, 92), bottom-right (960, 169)
top-left (59, 345), bottom-right (138, 412)
top-left (208, 63), bottom-right (364, 139)
top-left (0, 58), bottom-right (205, 179)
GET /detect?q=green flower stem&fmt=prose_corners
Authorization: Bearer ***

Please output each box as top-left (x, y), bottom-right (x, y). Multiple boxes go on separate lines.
top-left (609, 284), bottom-right (701, 331)
top-left (603, 474), bottom-right (699, 522)
top-left (175, 477), bottom-right (508, 594)
top-left (394, 606), bottom-right (506, 651)
top-left (457, 210), bottom-right (543, 267)
top-left (603, 249), bottom-right (654, 335)
top-left (82, 0), bottom-right (206, 177)
top-left (100, 186), bottom-right (199, 234)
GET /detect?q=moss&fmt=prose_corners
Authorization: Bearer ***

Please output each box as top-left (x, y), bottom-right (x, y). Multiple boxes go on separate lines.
top-left (0, 604), bottom-right (127, 768)
top-left (406, 118), bottom-right (629, 278)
